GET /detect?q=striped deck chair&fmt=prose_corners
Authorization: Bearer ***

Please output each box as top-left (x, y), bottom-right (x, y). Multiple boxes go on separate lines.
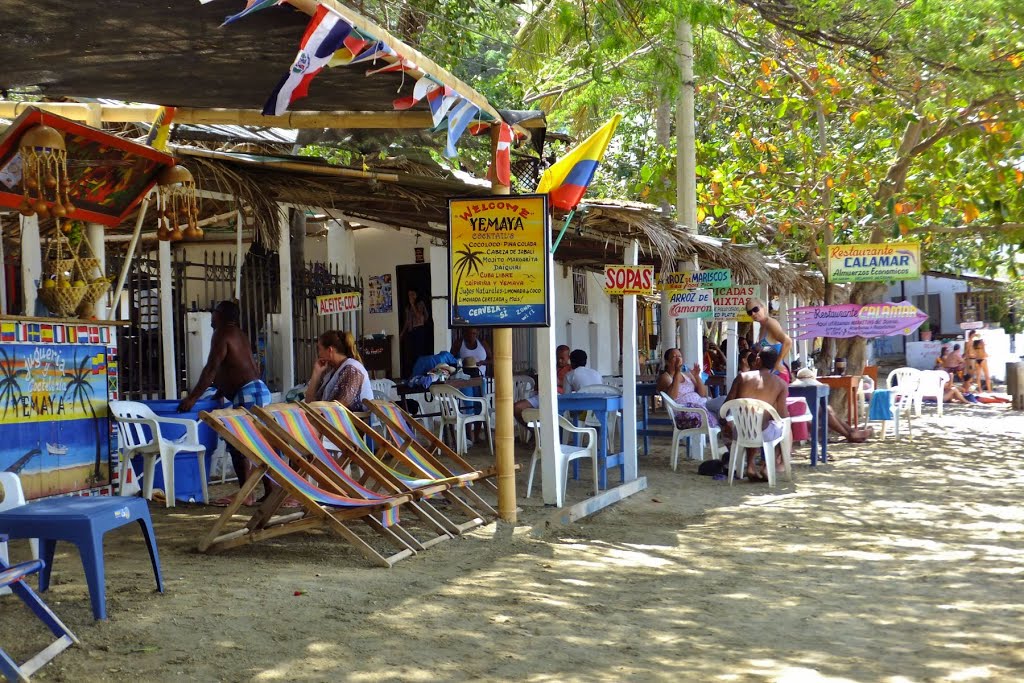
top-left (198, 408), bottom-right (415, 567)
top-left (302, 401), bottom-right (495, 525)
top-left (366, 399), bottom-right (505, 496)
top-left (251, 403), bottom-right (461, 546)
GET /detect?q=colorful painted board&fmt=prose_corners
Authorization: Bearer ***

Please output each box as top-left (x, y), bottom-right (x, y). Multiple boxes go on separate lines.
top-left (603, 266), bottom-right (655, 295)
top-left (448, 195), bottom-right (550, 327)
top-left (827, 243), bottom-right (921, 283)
top-left (367, 274), bottom-right (393, 314)
top-left (790, 301), bottom-right (928, 340)
top-left (668, 289), bottom-right (714, 319)
top-left (0, 107), bottom-right (175, 226)
top-left (315, 292), bottom-right (361, 315)
top-left (0, 341), bottom-right (111, 500)
top-left (713, 285), bottom-right (764, 321)
top-left (659, 269), bottom-right (732, 290)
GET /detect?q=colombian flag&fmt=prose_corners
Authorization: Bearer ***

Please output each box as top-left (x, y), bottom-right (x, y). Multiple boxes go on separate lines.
top-left (535, 114), bottom-right (622, 211)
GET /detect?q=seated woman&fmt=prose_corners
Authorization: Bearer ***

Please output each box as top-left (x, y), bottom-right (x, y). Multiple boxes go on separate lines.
top-left (656, 347), bottom-right (724, 430)
top-left (304, 330), bottom-right (374, 411)
top-left (943, 378), bottom-right (971, 405)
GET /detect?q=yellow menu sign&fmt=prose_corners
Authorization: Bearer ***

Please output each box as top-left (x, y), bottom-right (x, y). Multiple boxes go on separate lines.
top-left (448, 195), bottom-right (550, 327)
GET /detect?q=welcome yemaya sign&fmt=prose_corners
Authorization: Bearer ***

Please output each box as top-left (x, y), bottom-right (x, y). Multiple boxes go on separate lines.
top-left (827, 243), bottom-right (920, 283)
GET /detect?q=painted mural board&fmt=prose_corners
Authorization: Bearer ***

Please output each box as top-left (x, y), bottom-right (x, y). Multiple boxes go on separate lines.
top-left (603, 265), bottom-right (655, 295)
top-left (827, 242), bottom-right (921, 283)
top-left (659, 269), bottom-right (732, 290)
top-left (668, 289), bottom-right (714, 319)
top-left (367, 274), bottom-right (392, 314)
top-left (713, 285), bottom-right (763, 321)
top-left (790, 301), bottom-right (928, 340)
top-left (0, 342), bottom-right (111, 500)
top-left (447, 195), bottom-right (550, 327)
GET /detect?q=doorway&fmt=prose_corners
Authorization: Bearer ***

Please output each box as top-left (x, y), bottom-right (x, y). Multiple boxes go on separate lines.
top-left (396, 263), bottom-right (433, 376)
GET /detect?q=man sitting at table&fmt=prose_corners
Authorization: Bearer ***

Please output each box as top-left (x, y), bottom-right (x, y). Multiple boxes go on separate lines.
top-left (514, 345), bottom-right (571, 425)
top-left (563, 349), bottom-right (603, 393)
top-left (723, 347), bottom-right (790, 482)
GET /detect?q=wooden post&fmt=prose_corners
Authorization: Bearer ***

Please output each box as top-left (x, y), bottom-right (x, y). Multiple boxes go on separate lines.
top-left (86, 223), bottom-right (107, 320)
top-left (110, 194), bottom-right (151, 317)
top-left (622, 240), bottom-right (639, 481)
top-left (233, 210), bottom-right (244, 301)
top-left (537, 252), bottom-right (561, 506)
top-left (490, 126), bottom-right (516, 523)
top-left (726, 320), bottom-right (739, 386)
top-left (19, 215), bottom-right (41, 316)
top-left (158, 239), bottom-right (177, 399)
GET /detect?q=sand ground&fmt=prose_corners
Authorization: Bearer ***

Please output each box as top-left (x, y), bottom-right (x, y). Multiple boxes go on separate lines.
top-left (2, 402), bottom-right (1022, 682)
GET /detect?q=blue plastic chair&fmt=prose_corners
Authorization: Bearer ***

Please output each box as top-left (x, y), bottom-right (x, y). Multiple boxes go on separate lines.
top-left (0, 496), bottom-right (164, 620)
top-left (0, 555), bottom-right (79, 681)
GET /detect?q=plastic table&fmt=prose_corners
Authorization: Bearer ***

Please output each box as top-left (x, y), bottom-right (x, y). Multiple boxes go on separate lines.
top-left (0, 496), bottom-right (163, 620)
top-left (787, 384), bottom-right (830, 465)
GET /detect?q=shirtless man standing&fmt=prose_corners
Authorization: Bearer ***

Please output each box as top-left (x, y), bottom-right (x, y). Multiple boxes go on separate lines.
top-left (723, 347), bottom-right (789, 481)
top-left (178, 300), bottom-right (272, 504)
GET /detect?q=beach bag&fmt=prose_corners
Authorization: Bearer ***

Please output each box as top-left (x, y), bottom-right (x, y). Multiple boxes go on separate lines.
top-left (697, 459), bottom-right (725, 476)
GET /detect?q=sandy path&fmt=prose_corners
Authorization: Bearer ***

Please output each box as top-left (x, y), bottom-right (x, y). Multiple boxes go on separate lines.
top-left (2, 403), bottom-right (1022, 682)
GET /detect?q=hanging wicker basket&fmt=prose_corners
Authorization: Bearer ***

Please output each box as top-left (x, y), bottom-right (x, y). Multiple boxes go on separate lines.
top-left (38, 228), bottom-right (88, 316)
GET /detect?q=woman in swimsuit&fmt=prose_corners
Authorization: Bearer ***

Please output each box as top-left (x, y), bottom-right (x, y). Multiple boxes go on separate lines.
top-left (745, 297), bottom-right (792, 382)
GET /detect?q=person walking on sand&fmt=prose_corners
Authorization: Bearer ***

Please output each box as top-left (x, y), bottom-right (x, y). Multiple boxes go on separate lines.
top-left (178, 300), bottom-right (272, 506)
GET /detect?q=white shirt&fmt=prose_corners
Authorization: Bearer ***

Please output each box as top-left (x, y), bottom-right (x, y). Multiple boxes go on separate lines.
top-left (458, 339), bottom-right (488, 367)
top-left (563, 366), bottom-right (604, 393)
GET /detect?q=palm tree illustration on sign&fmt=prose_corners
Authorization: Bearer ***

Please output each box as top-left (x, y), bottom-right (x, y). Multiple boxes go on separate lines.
top-left (451, 244), bottom-right (484, 323)
top-left (62, 352), bottom-right (103, 482)
top-left (0, 348), bottom-right (26, 418)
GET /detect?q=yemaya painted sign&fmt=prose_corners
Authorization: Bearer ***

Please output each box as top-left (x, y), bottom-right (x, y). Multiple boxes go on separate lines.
top-left (668, 289), bottom-right (714, 319)
top-left (827, 243), bottom-right (921, 283)
top-left (713, 285), bottom-right (763, 321)
top-left (0, 343), bottom-right (110, 499)
top-left (448, 195), bottom-right (550, 328)
top-left (790, 301), bottom-right (928, 340)
top-left (603, 265), bottom-right (655, 295)
top-left (316, 291), bottom-right (361, 315)
top-left (660, 269), bottom-right (732, 290)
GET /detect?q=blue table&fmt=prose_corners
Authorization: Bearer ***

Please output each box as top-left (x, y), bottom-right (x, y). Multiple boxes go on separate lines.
top-left (637, 382), bottom-right (674, 456)
top-left (558, 393), bottom-right (624, 489)
top-left (788, 384), bottom-right (830, 465)
top-left (0, 496), bottom-right (163, 620)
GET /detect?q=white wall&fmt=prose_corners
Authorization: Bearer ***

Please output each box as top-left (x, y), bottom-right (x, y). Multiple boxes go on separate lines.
top-left (554, 266), bottom-right (618, 375)
top-left (353, 227), bottom-right (431, 373)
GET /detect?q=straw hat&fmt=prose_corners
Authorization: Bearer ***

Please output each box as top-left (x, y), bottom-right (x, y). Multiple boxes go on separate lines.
top-left (796, 367), bottom-right (817, 380)
top-left (462, 356), bottom-right (478, 368)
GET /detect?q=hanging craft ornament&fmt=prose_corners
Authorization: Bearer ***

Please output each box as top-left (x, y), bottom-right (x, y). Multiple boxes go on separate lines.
top-left (18, 124), bottom-right (74, 220)
top-left (156, 164), bottom-right (202, 241)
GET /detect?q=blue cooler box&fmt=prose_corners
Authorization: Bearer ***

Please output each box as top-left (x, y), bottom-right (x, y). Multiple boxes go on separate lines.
top-left (130, 399), bottom-right (221, 503)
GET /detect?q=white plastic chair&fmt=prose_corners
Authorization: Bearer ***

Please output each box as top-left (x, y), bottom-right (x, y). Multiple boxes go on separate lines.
top-left (660, 391), bottom-right (726, 469)
top-left (877, 369), bottom-right (920, 440)
top-left (522, 408), bottom-right (599, 506)
top-left (430, 384), bottom-right (493, 456)
top-left (602, 375), bottom-right (624, 388)
top-left (857, 376), bottom-right (876, 428)
top-left (513, 375), bottom-right (536, 442)
top-left (370, 379), bottom-right (398, 401)
top-left (109, 400), bottom-right (208, 508)
top-left (0, 473), bottom-right (39, 596)
top-left (720, 398), bottom-right (792, 488)
top-left (917, 370), bottom-right (950, 417)
top-left (578, 384), bottom-right (622, 449)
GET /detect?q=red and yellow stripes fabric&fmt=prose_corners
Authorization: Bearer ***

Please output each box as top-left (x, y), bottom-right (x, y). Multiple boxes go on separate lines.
top-left (219, 414), bottom-right (399, 527)
top-left (368, 403), bottom-right (450, 481)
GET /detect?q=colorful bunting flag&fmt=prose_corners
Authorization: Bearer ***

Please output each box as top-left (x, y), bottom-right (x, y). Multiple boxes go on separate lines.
top-left (427, 86), bottom-right (458, 127)
top-left (536, 114), bottom-right (622, 211)
top-left (393, 76), bottom-right (437, 111)
top-left (489, 123), bottom-right (513, 186)
top-left (366, 57), bottom-right (418, 77)
top-left (221, 0), bottom-right (281, 27)
top-left (0, 322), bottom-right (14, 343)
top-left (262, 5), bottom-right (356, 116)
top-left (444, 99), bottom-right (480, 158)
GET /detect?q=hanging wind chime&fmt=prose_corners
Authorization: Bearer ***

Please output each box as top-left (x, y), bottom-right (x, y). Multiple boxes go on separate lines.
top-left (156, 164), bottom-right (202, 241)
top-left (17, 123), bottom-right (75, 221)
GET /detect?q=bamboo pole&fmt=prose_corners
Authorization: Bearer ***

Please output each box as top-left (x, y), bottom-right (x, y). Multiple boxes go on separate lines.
top-left (0, 102), bottom-right (546, 130)
top-left (489, 126), bottom-right (516, 524)
top-left (108, 194), bottom-right (151, 319)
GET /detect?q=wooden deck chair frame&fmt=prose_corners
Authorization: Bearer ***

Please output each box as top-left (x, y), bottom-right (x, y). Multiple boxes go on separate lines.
top-left (198, 408), bottom-right (416, 568)
top-left (301, 401), bottom-right (496, 524)
top-left (365, 399), bottom-right (504, 496)
top-left (251, 403), bottom-right (468, 545)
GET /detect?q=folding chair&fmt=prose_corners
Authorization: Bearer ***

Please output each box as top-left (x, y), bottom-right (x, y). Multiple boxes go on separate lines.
top-left (198, 408), bottom-right (416, 567)
top-left (0, 557), bottom-right (79, 683)
top-left (252, 403), bottom-right (461, 547)
top-left (301, 401), bottom-right (494, 525)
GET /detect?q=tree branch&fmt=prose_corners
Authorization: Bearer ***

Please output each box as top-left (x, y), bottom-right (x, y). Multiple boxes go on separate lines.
top-left (911, 223), bottom-right (1024, 235)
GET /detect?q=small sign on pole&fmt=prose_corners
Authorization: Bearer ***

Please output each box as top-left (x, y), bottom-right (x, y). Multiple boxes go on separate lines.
top-left (660, 269), bottom-right (732, 290)
top-left (668, 289), bottom-right (714, 319)
top-left (713, 285), bottom-right (763, 321)
top-left (603, 265), bottom-right (655, 295)
top-left (315, 291), bottom-right (361, 315)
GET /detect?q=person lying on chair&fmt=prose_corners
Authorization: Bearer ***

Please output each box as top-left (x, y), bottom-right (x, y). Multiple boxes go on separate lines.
top-left (723, 347), bottom-right (790, 482)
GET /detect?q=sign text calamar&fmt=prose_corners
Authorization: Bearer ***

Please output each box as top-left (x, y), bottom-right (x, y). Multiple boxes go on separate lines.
top-left (603, 265), bottom-right (655, 295)
top-left (316, 292), bottom-right (361, 315)
top-left (827, 242), bottom-right (920, 283)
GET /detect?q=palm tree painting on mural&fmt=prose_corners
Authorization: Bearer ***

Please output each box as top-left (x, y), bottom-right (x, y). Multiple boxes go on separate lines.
top-left (63, 352), bottom-right (103, 483)
top-left (0, 348), bottom-right (26, 419)
top-left (452, 245), bottom-right (484, 324)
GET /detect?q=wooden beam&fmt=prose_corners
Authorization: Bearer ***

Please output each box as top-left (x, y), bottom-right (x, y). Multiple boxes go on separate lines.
top-left (535, 478), bottom-right (649, 529)
top-left (0, 102), bottom-right (546, 130)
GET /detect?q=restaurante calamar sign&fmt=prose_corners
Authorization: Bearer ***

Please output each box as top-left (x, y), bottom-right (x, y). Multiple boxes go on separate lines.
top-left (827, 242), bottom-right (921, 283)
top-left (447, 195), bottom-right (550, 328)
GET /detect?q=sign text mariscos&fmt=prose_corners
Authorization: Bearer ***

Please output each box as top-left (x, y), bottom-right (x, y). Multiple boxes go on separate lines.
top-left (827, 242), bottom-right (920, 283)
top-left (660, 269), bottom-right (732, 290)
top-left (447, 195), bottom-right (550, 328)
